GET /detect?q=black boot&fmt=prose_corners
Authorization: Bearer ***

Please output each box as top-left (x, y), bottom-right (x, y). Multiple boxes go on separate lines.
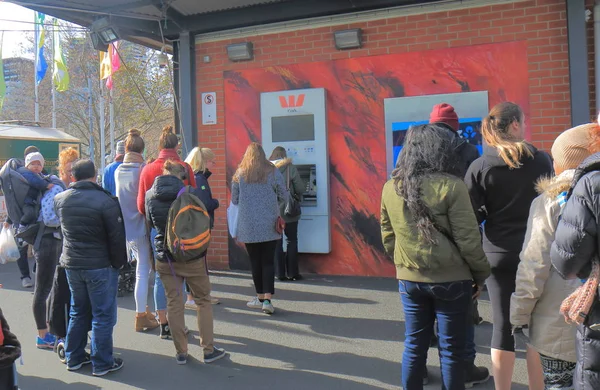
top-left (465, 362), bottom-right (490, 388)
top-left (422, 367), bottom-right (429, 385)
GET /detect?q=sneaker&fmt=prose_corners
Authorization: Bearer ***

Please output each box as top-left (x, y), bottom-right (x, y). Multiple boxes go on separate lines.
top-left (262, 300), bottom-right (275, 315)
top-left (423, 367), bottom-right (429, 385)
top-left (36, 333), bottom-right (56, 349)
top-left (22, 277), bottom-right (33, 288)
top-left (67, 354), bottom-right (92, 371)
top-left (247, 297), bottom-right (262, 309)
top-left (185, 300), bottom-right (196, 310)
top-left (204, 347), bottom-right (226, 363)
top-left (160, 323), bottom-right (171, 339)
top-left (92, 357), bottom-right (124, 377)
top-left (210, 296), bottom-right (220, 305)
top-left (465, 363), bottom-right (490, 388)
top-left (176, 353), bottom-right (188, 365)
top-left (290, 275), bottom-right (303, 281)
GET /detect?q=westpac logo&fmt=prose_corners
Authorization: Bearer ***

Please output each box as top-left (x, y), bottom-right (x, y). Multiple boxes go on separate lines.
top-left (279, 94), bottom-right (305, 112)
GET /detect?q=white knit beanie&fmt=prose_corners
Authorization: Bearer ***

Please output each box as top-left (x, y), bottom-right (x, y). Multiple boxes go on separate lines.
top-left (25, 152), bottom-right (45, 168)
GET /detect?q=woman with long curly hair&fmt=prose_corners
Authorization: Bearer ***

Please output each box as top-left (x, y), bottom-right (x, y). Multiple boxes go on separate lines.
top-left (465, 102), bottom-right (553, 390)
top-left (381, 124), bottom-right (490, 390)
top-left (232, 143), bottom-right (288, 315)
top-left (58, 147), bottom-right (79, 187)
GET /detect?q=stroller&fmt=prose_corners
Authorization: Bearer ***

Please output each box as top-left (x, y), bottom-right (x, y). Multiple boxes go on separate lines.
top-left (118, 247), bottom-right (137, 297)
top-left (47, 265), bottom-right (72, 363)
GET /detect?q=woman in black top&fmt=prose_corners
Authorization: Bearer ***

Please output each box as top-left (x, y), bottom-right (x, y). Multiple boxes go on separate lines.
top-left (465, 102), bottom-right (553, 390)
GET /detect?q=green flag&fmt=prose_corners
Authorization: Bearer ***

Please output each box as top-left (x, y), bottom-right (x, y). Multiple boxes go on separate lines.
top-left (53, 19), bottom-right (69, 92)
top-left (0, 33), bottom-right (6, 112)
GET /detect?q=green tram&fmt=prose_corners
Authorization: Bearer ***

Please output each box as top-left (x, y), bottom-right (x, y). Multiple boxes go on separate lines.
top-left (0, 121), bottom-right (81, 220)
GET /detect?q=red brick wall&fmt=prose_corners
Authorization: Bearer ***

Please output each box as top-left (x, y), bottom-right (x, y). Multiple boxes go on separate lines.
top-left (196, 0), bottom-right (572, 271)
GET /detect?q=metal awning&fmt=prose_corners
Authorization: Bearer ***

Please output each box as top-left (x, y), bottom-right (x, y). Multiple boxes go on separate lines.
top-left (9, 0), bottom-right (439, 50)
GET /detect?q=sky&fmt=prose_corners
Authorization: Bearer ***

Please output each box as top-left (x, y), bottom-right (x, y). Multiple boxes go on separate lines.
top-left (1, 2), bottom-right (35, 59)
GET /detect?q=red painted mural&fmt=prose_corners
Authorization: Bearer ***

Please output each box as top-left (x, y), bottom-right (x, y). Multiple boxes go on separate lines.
top-left (224, 41), bottom-right (529, 277)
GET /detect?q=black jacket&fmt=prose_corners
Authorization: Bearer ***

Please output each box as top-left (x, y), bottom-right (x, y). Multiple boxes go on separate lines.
top-left (551, 155), bottom-right (600, 389)
top-left (54, 181), bottom-right (127, 270)
top-left (145, 175), bottom-right (184, 263)
top-left (465, 143), bottom-right (553, 254)
top-left (457, 140), bottom-right (480, 177)
top-left (0, 307), bottom-right (21, 370)
top-left (193, 170), bottom-right (219, 228)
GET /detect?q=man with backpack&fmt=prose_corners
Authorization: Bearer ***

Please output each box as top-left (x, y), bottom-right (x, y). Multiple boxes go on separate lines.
top-left (145, 159), bottom-right (225, 365)
top-left (54, 159), bottom-right (127, 376)
top-left (0, 145), bottom-right (44, 288)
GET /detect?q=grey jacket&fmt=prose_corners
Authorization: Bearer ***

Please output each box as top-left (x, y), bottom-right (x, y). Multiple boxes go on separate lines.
top-left (232, 168), bottom-right (289, 243)
top-left (272, 158), bottom-right (305, 223)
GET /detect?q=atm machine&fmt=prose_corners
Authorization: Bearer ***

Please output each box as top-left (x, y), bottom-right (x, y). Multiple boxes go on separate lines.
top-left (260, 88), bottom-right (331, 254)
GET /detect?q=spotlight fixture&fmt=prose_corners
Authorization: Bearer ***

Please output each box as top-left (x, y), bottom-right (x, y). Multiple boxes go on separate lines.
top-left (90, 31), bottom-right (108, 52)
top-left (333, 28), bottom-right (363, 50)
top-left (158, 47), bottom-right (169, 68)
top-left (91, 17), bottom-right (120, 45)
top-left (226, 42), bottom-right (254, 62)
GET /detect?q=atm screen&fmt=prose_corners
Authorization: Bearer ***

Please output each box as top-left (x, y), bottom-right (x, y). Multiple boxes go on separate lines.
top-left (271, 115), bottom-right (315, 142)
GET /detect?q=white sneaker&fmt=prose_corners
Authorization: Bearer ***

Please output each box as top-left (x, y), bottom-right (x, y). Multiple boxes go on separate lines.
top-left (22, 277), bottom-right (33, 288)
top-left (246, 297), bottom-right (262, 309)
top-left (185, 300), bottom-right (196, 310)
top-left (262, 300), bottom-right (275, 315)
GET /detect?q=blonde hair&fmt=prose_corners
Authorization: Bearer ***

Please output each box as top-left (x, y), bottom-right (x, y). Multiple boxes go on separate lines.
top-left (185, 147), bottom-right (215, 174)
top-left (233, 142), bottom-right (274, 183)
top-left (482, 102), bottom-right (533, 169)
top-left (58, 147), bottom-right (79, 180)
top-left (163, 159), bottom-right (187, 181)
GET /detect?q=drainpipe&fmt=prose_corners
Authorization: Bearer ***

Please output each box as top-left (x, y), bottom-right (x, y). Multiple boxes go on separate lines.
top-left (595, 1), bottom-right (600, 113)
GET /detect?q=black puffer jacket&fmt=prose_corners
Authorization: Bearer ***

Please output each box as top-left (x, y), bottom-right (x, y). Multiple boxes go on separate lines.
top-left (551, 153), bottom-right (600, 390)
top-left (145, 175), bottom-right (184, 263)
top-left (54, 181), bottom-right (127, 270)
top-left (193, 170), bottom-right (219, 228)
top-left (0, 307), bottom-right (21, 370)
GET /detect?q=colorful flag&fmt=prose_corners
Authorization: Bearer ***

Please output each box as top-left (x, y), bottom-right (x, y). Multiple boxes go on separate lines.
top-left (52, 19), bottom-right (69, 91)
top-left (35, 12), bottom-right (48, 85)
top-left (0, 33), bottom-right (6, 112)
top-left (99, 42), bottom-right (120, 90)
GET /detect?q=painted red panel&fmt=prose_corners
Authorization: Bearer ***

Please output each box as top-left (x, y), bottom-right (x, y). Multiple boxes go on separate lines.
top-left (224, 41), bottom-right (529, 277)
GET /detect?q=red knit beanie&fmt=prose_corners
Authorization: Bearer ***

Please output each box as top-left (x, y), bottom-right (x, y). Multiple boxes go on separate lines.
top-left (429, 103), bottom-right (459, 132)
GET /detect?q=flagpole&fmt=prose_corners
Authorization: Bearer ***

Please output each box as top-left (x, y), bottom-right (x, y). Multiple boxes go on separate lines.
top-left (100, 85), bottom-right (106, 174)
top-left (51, 18), bottom-right (56, 128)
top-left (109, 88), bottom-right (115, 158)
top-left (34, 13), bottom-right (39, 123)
top-left (88, 77), bottom-right (94, 162)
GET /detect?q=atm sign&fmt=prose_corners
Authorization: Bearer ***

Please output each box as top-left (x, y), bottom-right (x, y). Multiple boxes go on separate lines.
top-left (279, 94), bottom-right (305, 109)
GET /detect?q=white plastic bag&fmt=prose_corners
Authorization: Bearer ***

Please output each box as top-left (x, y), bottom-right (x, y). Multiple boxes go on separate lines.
top-left (0, 226), bottom-right (20, 264)
top-left (227, 202), bottom-right (239, 239)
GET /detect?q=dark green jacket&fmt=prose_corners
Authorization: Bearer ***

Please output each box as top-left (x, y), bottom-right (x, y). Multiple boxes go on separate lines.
top-left (272, 158), bottom-right (305, 223)
top-left (380, 174), bottom-right (490, 286)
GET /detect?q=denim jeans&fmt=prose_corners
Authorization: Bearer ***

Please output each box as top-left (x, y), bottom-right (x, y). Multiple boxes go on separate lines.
top-left (150, 228), bottom-right (168, 311)
top-left (65, 267), bottom-right (118, 373)
top-left (399, 279), bottom-right (471, 390)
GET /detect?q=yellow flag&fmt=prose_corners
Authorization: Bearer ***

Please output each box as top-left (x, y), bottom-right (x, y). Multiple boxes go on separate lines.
top-left (99, 49), bottom-right (112, 80)
top-left (53, 19), bottom-right (69, 92)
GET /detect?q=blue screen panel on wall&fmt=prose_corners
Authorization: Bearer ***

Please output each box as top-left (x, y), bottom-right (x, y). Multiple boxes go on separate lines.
top-left (384, 92), bottom-right (489, 177)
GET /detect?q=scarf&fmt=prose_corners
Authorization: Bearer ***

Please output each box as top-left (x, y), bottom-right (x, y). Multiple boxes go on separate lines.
top-left (124, 152), bottom-right (145, 164)
top-left (561, 260), bottom-right (600, 326)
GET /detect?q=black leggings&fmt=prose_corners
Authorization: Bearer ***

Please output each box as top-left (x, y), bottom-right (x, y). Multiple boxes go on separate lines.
top-left (32, 235), bottom-right (61, 330)
top-left (486, 252), bottom-right (519, 352)
top-left (246, 240), bottom-right (277, 295)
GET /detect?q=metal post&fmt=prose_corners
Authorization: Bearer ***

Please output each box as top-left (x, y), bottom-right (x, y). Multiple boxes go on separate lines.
top-left (51, 18), bottom-right (56, 128)
top-left (34, 14), bottom-right (39, 123)
top-left (177, 32), bottom-right (196, 158)
top-left (88, 78), bottom-right (94, 161)
top-left (100, 88), bottom-right (105, 174)
top-left (109, 88), bottom-right (115, 158)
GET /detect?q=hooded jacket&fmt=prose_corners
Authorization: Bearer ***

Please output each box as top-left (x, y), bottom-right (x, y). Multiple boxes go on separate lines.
top-left (0, 307), bottom-right (21, 370)
top-left (510, 170), bottom-right (579, 362)
top-left (551, 153), bottom-right (600, 389)
top-left (115, 162), bottom-right (148, 241)
top-left (380, 174), bottom-right (490, 286)
top-left (145, 175), bottom-right (184, 263)
top-left (54, 181), bottom-right (127, 270)
top-left (465, 143), bottom-right (553, 254)
top-left (193, 170), bottom-right (219, 228)
top-left (271, 158), bottom-right (305, 223)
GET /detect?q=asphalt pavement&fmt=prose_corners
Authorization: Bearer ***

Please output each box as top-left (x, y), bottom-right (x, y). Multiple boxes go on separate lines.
top-left (0, 259), bottom-right (530, 389)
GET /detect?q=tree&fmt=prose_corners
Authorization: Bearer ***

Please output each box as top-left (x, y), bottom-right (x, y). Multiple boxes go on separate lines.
top-left (1, 21), bottom-right (174, 168)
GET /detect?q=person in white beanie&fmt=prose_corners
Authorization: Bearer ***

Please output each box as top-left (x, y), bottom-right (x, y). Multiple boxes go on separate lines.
top-left (18, 152), bottom-right (54, 226)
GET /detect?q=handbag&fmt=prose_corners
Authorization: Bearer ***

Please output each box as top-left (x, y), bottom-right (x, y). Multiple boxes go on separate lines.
top-left (227, 201), bottom-right (239, 239)
top-left (284, 167), bottom-right (302, 218)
